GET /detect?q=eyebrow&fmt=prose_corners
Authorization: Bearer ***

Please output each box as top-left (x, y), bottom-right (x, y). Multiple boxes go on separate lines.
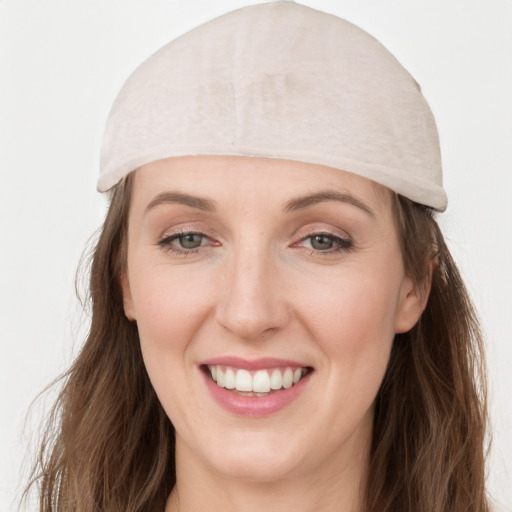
top-left (284, 190), bottom-right (376, 217)
top-left (145, 191), bottom-right (216, 213)
top-left (145, 189), bottom-right (375, 217)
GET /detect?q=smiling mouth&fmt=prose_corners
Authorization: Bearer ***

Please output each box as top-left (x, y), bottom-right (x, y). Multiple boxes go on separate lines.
top-left (203, 365), bottom-right (313, 397)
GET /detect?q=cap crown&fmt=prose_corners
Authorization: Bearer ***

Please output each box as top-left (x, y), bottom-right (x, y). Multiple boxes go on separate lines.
top-left (99, 1), bottom-right (446, 210)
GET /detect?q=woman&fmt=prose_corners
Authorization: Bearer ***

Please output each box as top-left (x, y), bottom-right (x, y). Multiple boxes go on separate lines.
top-left (27, 2), bottom-right (489, 511)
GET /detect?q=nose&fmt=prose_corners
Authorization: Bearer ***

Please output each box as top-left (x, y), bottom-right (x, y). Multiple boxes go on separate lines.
top-left (215, 243), bottom-right (291, 341)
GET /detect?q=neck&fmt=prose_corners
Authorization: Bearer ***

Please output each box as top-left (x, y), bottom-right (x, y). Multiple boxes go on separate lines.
top-left (165, 431), bottom-right (370, 512)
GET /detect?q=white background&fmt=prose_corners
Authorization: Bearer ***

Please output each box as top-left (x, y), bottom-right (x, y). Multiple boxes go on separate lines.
top-left (1, 0), bottom-right (511, 510)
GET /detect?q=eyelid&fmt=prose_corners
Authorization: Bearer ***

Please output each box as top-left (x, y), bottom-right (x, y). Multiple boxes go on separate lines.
top-left (291, 227), bottom-right (353, 254)
top-left (159, 227), bottom-right (207, 240)
top-left (159, 231), bottom-right (208, 244)
top-left (292, 224), bottom-right (351, 242)
top-left (156, 221), bottom-right (219, 242)
top-left (157, 228), bottom-right (219, 255)
top-left (297, 232), bottom-right (351, 246)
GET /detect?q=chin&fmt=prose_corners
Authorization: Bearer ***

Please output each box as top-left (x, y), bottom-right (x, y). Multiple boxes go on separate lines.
top-left (212, 452), bottom-right (302, 483)
top-left (198, 430), bottom-right (307, 482)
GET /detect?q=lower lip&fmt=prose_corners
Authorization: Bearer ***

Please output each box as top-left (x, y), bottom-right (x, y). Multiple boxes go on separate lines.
top-left (201, 368), bottom-right (312, 417)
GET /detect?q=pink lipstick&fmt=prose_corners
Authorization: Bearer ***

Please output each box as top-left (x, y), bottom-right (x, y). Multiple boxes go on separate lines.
top-left (200, 357), bottom-right (313, 417)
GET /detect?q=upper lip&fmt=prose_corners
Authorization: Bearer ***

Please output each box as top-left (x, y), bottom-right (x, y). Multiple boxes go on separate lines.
top-left (201, 356), bottom-right (311, 370)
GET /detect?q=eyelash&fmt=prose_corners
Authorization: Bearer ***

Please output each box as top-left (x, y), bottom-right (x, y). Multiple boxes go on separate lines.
top-left (157, 231), bottom-right (214, 255)
top-left (295, 232), bottom-right (353, 256)
top-left (157, 231), bottom-right (353, 256)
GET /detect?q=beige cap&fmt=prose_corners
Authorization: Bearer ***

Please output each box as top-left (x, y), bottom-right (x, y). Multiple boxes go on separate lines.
top-left (99, 1), bottom-right (447, 211)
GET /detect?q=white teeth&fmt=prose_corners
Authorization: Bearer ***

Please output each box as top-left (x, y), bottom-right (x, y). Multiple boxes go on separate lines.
top-left (253, 369), bottom-right (271, 393)
top-left (270, 368), bottom-right (283, 390)
top-left (235, 369), bottom-right (253, 392)
top-left (224, 368), bottom-right (236, 389)
top-left (216, 367), bottom-right (225, 387)
top-left (208, 365), bottom-right (307, 393)
top-left (282, 368), bottom-right (294, 389)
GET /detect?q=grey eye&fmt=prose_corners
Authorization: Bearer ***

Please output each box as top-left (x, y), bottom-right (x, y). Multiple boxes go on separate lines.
top-left (310, 235), bottom-right (334, 250)
top-left (178, 234), bottom-right (204, 249)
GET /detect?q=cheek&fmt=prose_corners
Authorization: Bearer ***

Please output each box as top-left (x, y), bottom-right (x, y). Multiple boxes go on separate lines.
top-left (131, 263), bottom-right (212, 345)
top-left (300, 268), bottom-right (402, 352)
top-left (127, 263), bottom-right (215, 412)
top-left (295, 263), bottom-right (403, 410)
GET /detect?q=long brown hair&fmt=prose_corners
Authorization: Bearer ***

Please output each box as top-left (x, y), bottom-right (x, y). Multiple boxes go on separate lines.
top-left (364, 196), bottom-right (489, 511)
top-left (26, 176), bottom-right (489, 511)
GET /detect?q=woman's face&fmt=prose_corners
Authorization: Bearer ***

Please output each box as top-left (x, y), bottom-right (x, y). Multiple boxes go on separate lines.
top-left (121, 156), bottom-right (424, 483)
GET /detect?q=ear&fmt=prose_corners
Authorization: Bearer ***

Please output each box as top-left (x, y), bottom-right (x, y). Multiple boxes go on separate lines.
top-left (119, 270), bottom-right (136, 321)
top-left (394, 265), bottom-right (433, 334)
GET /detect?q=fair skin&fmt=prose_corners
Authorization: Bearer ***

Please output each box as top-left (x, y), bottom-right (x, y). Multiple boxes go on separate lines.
top-left (121, 155), bottom-right (426, 512)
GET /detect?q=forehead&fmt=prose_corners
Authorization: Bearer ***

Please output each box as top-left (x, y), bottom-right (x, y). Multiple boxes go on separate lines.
top-left (132, 155), bottom-right (392, 212)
